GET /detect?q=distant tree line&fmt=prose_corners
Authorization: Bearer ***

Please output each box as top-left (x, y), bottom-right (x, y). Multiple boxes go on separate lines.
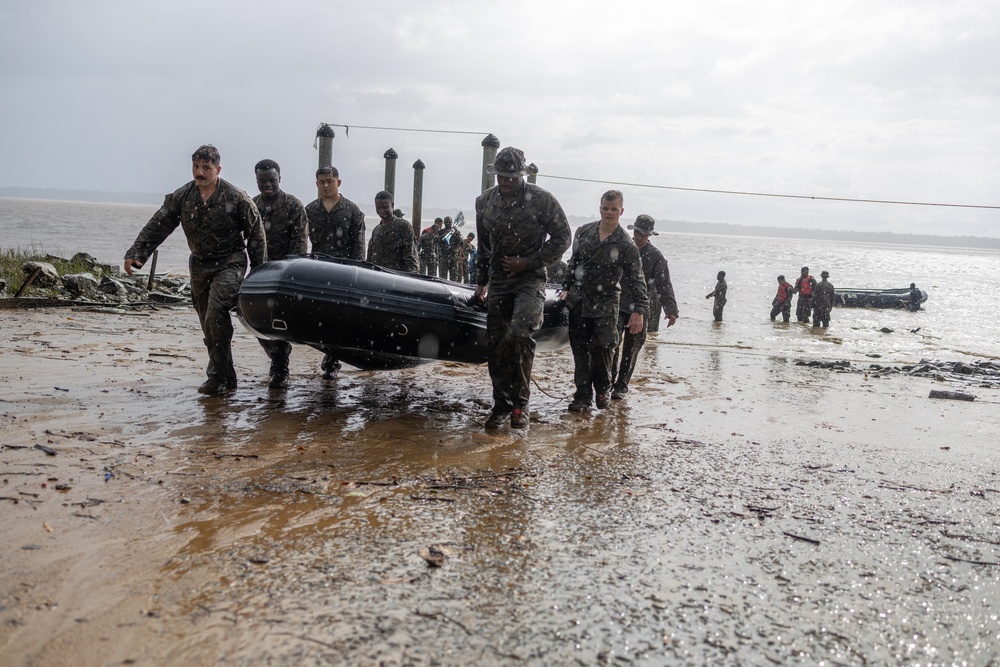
top-left (4, 187), bottom-right (997, 250)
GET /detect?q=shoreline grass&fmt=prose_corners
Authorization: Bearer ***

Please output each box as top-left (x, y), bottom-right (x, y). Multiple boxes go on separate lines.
top-left (1, 247), bottom-right (117, 297)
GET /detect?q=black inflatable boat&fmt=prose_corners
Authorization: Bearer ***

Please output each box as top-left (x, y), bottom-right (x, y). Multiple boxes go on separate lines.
top-left (834, 287), bottom-right (927, 309)
top-left (236, 255), bottom-right (570, 370)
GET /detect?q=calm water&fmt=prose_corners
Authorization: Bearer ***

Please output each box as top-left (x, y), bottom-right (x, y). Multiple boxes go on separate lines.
top-left (3, 196), bottom-right (998, 362)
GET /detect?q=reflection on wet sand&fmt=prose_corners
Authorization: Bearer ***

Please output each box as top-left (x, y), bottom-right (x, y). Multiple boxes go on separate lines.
top-left (1, 308), bottom-right (997, 665)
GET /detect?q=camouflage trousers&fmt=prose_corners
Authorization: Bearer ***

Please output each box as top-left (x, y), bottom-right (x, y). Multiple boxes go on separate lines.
top-left (486, 282), bottom-right (545, 412)
top-left (770, 300), bottom-right (791, 322)
top-left (646, 293), bottom-right (662, 332)
top-left (257, 338), bottom-right (292, 374)
top-left (612, 311), bottom-right (647, 392)
top-left (438, 255), bottom-right (461, 282)
top-left (568, 306), bottom-right (620, 405)
top-left (419, 254), bottom-right (437, 276)
top-left (813, 305), bottom-right (831, 327)
top-left (796, 295), bottom-right (813, 323)
top-left (191, 255), bottom-right (246, 387)
top-left (713, 299), bottom-right (726, 322)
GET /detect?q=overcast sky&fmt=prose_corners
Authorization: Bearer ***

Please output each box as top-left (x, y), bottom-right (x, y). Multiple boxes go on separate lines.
top-left (1, 0), bottom-right (997, 236)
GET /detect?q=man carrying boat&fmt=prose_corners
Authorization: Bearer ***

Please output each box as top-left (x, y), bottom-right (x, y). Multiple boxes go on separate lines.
top-left (474, 147), bottom-right (571, 429)
top-left (305, 165), bottom-right (366, 379)
top-left (252, 159), bottom-right (308, 388)
top-left (368, 191), bottom-right (418, 272)
top-left (611, 214), bottom-right (676, 400)
top-left (124, 144), bottom-right (265, 396)
top-left (563, 191), bottom-right (648, 412)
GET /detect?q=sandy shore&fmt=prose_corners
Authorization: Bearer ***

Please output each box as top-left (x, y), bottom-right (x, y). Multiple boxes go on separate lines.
top-left (1, 305), bottom-right (998, 666)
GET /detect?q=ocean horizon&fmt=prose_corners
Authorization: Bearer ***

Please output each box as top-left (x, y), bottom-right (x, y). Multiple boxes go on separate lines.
top-left (3, 196), bottom-right (999, 366)
top-left (3, 189), bottom-right (998, 251)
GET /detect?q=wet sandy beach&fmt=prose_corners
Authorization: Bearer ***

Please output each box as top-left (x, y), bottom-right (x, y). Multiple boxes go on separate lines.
top-left (1, 305), bottom-right (998, 665)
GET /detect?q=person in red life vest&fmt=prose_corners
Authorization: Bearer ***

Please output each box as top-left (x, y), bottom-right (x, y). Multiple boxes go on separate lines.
top-left (770, 274), bottom-right (795, 322)
top-left (793, 266), bottom-right (817, 323)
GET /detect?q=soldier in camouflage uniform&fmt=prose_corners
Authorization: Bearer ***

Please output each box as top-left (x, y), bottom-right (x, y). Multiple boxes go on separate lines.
top-left (418, 219), bottom-right (441, 275)
top-left (252, 159), bottom-right (308, 389)
top-left (367, 191), bottom-right (418, 272)
top-left (812, 270), bottom-right (835, 327)
top-left (436, 216), bottom-right (461, 281)
top-left (611, 214), bottom-right (678, 399)
top-left (706, 271), bottom-right (728, 321)
top-left (305, 165), bottom-right (366, 379)
top-left (124, 145), bottom-right (265, 396)
top-left (474, 147), bottom-right (571, 429)
top-left (562, 190), bottom-right (648, 412)
top-left (462, 233), bottom-right (476, 284)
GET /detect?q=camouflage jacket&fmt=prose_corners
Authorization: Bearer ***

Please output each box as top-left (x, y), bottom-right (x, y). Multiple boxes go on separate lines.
top-left (564, 221), bottom-right (647, 319)
top-left (435, 227), bottom-right (461, 261)
top-left (813, 280), bottom-right (836, 308)
top-left (367, 217), bottom-right (418, 272)
top-left (418, 228), bottom-right (439, 259)
top-left (474, 181), bottom-right (571, 294)
top-left (305, 196), bottom-right (366, 259)
top-left (125, 179), bottom-right (265, 269)
top-left (253, 190), bottom-right (308, 260)
top-left (621, 242), bottom-right (677, 317)
top-left (709, 279), bottom-right (727, 304)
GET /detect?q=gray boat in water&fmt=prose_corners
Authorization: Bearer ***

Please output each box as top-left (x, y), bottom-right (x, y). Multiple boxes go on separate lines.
top-left (835, 286), bottom-right (927, 310)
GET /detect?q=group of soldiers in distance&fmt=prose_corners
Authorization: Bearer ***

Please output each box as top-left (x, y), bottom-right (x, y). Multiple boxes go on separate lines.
top-left (417, 216), bottom-right (477, 283)
top-left (122, 144), bottom-right (685, 431)
top-left (703, 266), bottom-right (836, 327)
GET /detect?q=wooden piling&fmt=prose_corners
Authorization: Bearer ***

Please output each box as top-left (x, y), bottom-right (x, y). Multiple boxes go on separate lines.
top-left (412, 160), bottom-right (425, 239)
top-left (383, 148), bottom-right (398, 198)
top-left (481, 134), bottom-right (500, 193)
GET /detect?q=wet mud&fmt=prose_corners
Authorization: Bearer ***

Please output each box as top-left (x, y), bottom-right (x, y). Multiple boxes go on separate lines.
top-left (1, 307), bottom-right (998, 665)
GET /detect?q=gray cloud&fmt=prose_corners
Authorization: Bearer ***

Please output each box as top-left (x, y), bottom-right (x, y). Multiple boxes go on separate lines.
top-left (0, 0), bottom-right (997, 238)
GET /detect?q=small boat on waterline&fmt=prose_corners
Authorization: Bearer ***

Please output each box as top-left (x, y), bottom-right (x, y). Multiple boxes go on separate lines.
top-left (236, 255), bottom-right (570, 370)
top-left (835, 287), bottom-right (927, 309)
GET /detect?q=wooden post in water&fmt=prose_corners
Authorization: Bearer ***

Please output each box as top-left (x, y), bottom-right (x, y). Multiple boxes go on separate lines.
top-left (383, 148), bottom-right (398, 198)
top-left (527, 163), bottom-right (538, 185)
top-left (411, 159), bottom-right (425, 240)
top-left (481, 134), bottom-right (500, 193)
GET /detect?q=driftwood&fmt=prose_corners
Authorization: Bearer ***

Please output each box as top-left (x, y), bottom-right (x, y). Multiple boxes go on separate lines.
top-left (928, 390), bottom-right (975, 402)
top-left (13, 266), bottom-right (42, 297)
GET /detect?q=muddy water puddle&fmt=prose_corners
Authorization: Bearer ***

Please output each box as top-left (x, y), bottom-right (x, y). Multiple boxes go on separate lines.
top-left (149, 367), bottom-right (997, 665)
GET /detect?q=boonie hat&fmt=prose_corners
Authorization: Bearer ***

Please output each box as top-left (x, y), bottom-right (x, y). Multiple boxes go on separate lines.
top-left (820, 270), bottom-right (830, 278)
top-left (486, 147), bottom-right (528, 178)
top-left (627, 214), bottom-right (658, 236)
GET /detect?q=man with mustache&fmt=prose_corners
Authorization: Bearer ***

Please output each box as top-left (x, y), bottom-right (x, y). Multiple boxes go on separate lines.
top-left (124, 144), bottom-right (266, 396)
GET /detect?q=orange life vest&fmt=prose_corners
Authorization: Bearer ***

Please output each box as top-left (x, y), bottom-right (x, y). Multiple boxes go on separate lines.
top-left (798, 276), bottom-right (814, 296)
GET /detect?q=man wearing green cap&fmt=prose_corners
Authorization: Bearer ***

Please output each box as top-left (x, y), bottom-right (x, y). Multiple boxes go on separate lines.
top-left (474, 147), bottom-right (571, 429)
top-left (612, 214), bottom-right (678, 399)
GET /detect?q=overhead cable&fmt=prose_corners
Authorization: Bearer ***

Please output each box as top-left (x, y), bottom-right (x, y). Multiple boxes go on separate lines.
top-left (319, 122), bottom-right (998, 210)
top-left (539, 174), bottom-right (1000, 211)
